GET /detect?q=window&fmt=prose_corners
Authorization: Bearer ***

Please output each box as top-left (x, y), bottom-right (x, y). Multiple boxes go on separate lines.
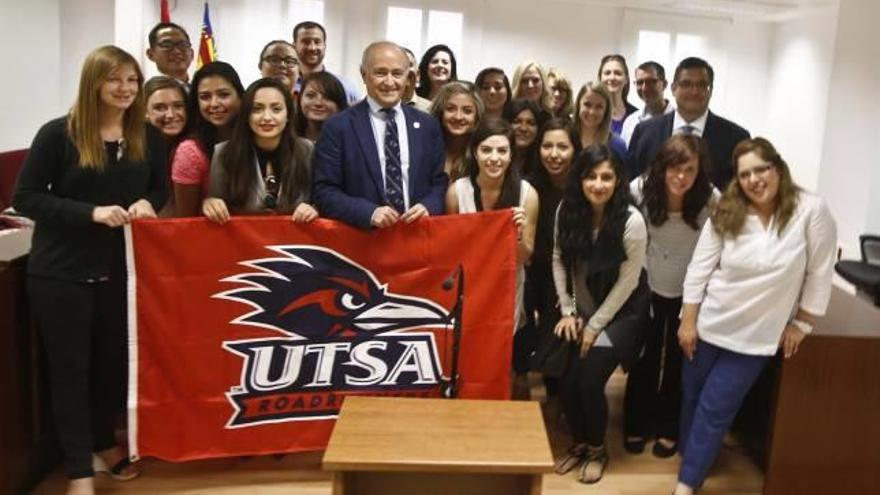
top-left (288, 0), bottom-right (325, 29)
top-left (637, 29), bottom-right (708, 72)
top-left (386, 6), bottom-right (463, 58)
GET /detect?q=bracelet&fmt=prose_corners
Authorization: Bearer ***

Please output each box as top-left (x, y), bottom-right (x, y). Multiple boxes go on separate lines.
top-left (790, 318), bottom-right (814, 334)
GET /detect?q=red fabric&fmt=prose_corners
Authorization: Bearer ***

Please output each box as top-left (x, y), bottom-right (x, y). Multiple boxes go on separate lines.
top-left (0, 149), bottom-right (28, 210)
top-left (127, 213), bottom-right (516, 461)
top-left (160, 0), bottom-right (170, 22)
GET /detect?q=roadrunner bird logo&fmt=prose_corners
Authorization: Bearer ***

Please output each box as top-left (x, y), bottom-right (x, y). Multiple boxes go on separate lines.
top-left (215, 246), bottom-right (450, 428)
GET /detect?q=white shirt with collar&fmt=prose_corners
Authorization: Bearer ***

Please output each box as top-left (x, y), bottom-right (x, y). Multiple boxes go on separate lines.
top-left (621, 100), bottom-right (674, 146)
top-left (673, 109), bottom-right (709, 137)
top-left (365, 96), bottom-right (411, 210)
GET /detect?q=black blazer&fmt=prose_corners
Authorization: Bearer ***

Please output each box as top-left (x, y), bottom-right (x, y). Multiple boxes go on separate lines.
top-left (625, 111), bottom-right (750, 189)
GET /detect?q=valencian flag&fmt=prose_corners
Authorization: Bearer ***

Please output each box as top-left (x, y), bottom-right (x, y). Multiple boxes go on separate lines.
top-left (125, 213), bottom-right (516, 461)
top-left (196, 1), bottom-right (216, 69)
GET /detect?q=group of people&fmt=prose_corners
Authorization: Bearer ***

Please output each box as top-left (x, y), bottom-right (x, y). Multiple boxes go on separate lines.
top-left (12, 18), bottom-right (837, 495)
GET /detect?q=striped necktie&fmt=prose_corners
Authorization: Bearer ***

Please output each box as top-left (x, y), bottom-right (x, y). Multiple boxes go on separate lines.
top-left (381, 107), bottom-right (405, 213)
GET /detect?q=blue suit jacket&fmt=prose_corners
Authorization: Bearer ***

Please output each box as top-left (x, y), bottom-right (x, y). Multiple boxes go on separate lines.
top-left (625, 111), bottom-right (750, 189)
top-left (312, 100), bottom-right (448, 229)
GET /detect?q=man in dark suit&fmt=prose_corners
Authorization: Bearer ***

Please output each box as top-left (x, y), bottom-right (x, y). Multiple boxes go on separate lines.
top-left (313, 41), bottom-right (447, 230)
top-left (626, 57), bottom-right (749, 189)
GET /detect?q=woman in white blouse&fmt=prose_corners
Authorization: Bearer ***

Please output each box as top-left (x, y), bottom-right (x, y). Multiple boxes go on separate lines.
top-left (673, 137), bottom-right (836, 495)
top-left (551, 144), bottom-right (650, 484)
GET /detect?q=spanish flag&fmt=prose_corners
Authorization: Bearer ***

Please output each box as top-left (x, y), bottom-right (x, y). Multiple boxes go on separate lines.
top-left (196, 1), bottom-right (216, 69)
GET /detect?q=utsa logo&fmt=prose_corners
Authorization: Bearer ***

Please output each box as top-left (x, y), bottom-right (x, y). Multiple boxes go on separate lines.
top-left (215, 246), bottom-right (450, 428)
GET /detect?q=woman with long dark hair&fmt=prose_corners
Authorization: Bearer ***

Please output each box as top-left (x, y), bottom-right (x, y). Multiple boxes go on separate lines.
top-left (504, 98), bottom-right (548, 177)
top-left (416, 44), bottom-right (457, 101)
top-left (294, 71), bottom-right (348, 142)
top-left (475, 67), bottom-right (511, 120)
top-left (170, 61), bottom-right (244, 216)
top-left (672, 138), bottom-right (836, 495)
top-left (622, 134), bottom-right (715, 457)
top-left (14, 45), bottom-right (167, 495)
top-left (202, 78), bottom-right (315, 223)
top-left (446, 118), bottom-right (539, 333)
top-left (551, 145), bottom-right (649, 484)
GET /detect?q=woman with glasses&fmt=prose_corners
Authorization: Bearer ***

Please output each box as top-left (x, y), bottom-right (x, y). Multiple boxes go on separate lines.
top-left (547, 68), bottom-right (573, 120)
top-left (202, 78), bottom-right (316, 224)
top-left (294, 71), bottom-right (348, 143)
top-left (258, 40), bottom-right (300, 95)
top-left (13, 45), bottom-right (167, 495)
top-left (672, 138), bottom-right (836, 495)
top-left (170, 61), bottom-right (244, 216)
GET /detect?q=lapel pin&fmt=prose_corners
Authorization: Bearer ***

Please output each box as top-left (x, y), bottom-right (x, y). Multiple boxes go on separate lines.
top-left (413, 122), bottom-right (421, 129)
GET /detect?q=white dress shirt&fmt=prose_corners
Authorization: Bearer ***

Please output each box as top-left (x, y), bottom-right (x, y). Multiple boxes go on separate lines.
top-left (621, 100), bottom-right (674, 146)
top-left (682, 192), bottom-right (837, 355)
top-left (672, 109), bottom-right (709, 137)
top-left (366, 96), bottom-right (411, 210)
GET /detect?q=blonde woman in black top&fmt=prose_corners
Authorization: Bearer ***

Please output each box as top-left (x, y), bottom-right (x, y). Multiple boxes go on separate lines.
top-left (14, 45), bottom-right (167, 495)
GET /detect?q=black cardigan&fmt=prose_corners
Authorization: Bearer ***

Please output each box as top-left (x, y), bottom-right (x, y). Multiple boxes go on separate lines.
top-left (13, 117), bottom-right (168, 281)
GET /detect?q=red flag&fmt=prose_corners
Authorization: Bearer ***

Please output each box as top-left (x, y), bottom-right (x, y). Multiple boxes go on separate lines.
top-left (125, 214), bottom-right (516, 461)
top-left (196, 1), bottom-right (217, 68)
top-left (160, 0), bottom-right (170, 22)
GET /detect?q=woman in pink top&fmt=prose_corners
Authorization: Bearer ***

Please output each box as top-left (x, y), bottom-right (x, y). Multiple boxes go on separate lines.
top-left (170, 61), bottom-right (244, 216)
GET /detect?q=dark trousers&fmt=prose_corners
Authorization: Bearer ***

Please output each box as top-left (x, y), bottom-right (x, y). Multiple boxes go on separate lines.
top-left (678, 339), bottom-right (769, 488)
top-left (559, 346), bottom-right (620, 447)
top-left (525, 263), bottom-right (561, 395)
top-left (28, 276), bottom-right (127, 479)
top-left (623, 292), bottom-right (684, 440)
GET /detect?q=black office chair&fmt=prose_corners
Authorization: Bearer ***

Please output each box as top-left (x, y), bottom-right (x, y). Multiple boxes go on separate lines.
top-left (835, 235), bottom-right (880, 306)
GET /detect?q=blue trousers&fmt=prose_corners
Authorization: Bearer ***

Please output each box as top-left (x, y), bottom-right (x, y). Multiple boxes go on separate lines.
top-left (678, 339), bottom-right (769, 488)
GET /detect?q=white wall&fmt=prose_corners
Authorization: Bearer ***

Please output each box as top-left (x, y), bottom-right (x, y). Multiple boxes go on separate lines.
top-left (761, 5), bottom-right (839, 192)
top-left (0, 0), bottom-right (62, 151)
top-left (816, 0), bottom-right (880, 255)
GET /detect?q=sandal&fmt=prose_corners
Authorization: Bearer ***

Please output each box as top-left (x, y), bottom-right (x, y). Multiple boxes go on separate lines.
top-left (554, 443), bottom-right (587, 475)
top-left (93, 451), bottom-right (140, 481)
top-left (577, 445), bottom-right (608, 484)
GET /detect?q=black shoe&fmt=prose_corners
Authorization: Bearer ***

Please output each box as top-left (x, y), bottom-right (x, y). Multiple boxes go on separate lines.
top-left (623, 436), bottom-right (646, 454)
top-left (554, 444), bottom-right (587, 474)
top-left (652, 439), bottom-right (678, 458)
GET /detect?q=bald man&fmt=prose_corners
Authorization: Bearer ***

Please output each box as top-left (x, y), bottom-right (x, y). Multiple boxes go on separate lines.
top-left (312, 41), bottom-right (447, 230)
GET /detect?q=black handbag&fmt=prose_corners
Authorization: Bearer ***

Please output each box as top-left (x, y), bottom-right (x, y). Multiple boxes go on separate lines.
top-left (530, 331), bottom-right (572, 378)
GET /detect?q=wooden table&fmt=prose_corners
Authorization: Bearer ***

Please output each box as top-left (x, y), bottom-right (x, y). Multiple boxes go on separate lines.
top-left (762, 287), bottom-right (880, 494)
top-left (323, 396), bottom-right (554, 495)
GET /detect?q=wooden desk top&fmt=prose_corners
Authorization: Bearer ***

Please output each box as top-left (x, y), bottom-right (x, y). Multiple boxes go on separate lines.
top-left (323, 396), bottom-right (554, 474)
top-left (815, 286), bottom-right (880, 339)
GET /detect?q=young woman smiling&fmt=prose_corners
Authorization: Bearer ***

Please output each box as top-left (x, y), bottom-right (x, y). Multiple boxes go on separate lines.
top-left (574, 82), bottom-right (627, 161)
top-left (14, 45), bottom-right (167, 495)
top-left (430, 81), bottom-right (484, 181)
top-left (202, 78), bottom-right (315, 223)
top-left (170, 61), bottom-right (244, 216)
top-left (597, 54), bottom-right (637, 136)
top-left (551, 145), bottom-right (649, 485)
top-left (475, 67), bottom-right (511, 120)
top-left (416, 44), bottom-right (457, 101)
top-left (294, 71), bottom-right (348, 143)
top-left (623, 134), bottom-right (717, 458)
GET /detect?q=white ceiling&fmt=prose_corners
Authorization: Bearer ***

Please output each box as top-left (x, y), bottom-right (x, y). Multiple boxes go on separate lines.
top-left (573, 0), bottom-right (838, 20)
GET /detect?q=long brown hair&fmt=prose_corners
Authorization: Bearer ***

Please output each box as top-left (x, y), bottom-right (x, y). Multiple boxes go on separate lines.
top-left (68, 45), bottom-right (146, 168)
top-left (573, 82), bottom-right (612, 147)
top-left (712, 137), bottom-right (801, 237)
top-left (641, 135), bottom-right (713, 229)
